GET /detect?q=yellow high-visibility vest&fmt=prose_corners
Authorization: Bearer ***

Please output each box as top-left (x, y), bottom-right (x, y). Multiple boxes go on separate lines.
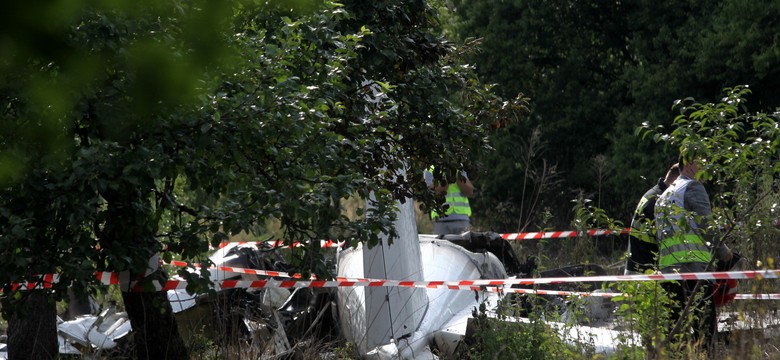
top-left (431, 182), bottom-right (472, 219)
top-left (655, 177), bottom-right (713, 271)
top-left (657, 233), bottom-right (712, 269)
top-left (428, 166), bottom-right (471, 219)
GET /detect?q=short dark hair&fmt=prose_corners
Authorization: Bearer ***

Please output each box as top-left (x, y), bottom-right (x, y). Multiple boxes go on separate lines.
top-left (668, 163), bottom-right (680, 177)
top-left (677, 152), bottom-right (685, 169)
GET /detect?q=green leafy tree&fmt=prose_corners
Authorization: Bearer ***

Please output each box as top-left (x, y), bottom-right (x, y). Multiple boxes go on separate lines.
top-left (0, 0), bottom-right (524, 358)
top-left (640, 85), bottom-right (780, 268)
top-left (608, 0), bottom-right (780, 219)
top-left (0, 0), bottom-right (236, 357)
top-left (449, 0), bottom-right (629, 229)
top-left (448, 0), bottom-right (780, 229)
top-left (613, 85), bottom-right (780, 355)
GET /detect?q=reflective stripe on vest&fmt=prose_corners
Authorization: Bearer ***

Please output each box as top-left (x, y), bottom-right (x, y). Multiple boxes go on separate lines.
top-left (630, 193), bottom-right (654, 243)
top-left (631, 194), bottom-right (657, 244)
top-left (634, 194), bottom-right (652, 217)
top-left (655, 177), bottom-right (712, 270)
top-left (656, 178), bottom-right (700, 235)
top-left (658, 234), bottom-right (712, 269)
top-left (431, 183), bottom-right (471, 218)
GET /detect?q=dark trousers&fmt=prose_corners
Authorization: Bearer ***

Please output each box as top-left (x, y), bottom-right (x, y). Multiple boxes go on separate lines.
top-left (661, 280), bottom-right (717, 348)
top-left (432, 219), bottom-right (470, 235)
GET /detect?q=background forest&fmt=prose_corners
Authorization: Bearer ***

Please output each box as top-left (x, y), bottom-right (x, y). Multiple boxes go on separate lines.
top-left (2, 0), bottom-right (780, 359)
top-left (446, 0), bottom-right (780, 232)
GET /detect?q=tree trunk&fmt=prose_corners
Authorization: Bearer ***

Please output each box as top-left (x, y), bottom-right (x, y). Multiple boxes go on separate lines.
top-left (7, 291), bottom-right (58, 360)
top-left (99, 189), bottom-right (190, 359)
top-left (122, 290), bottom-right (189, 360)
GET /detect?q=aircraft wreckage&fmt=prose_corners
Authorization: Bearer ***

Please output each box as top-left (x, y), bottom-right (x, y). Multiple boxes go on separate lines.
top-left (1, 201), bottom-right (775, 359)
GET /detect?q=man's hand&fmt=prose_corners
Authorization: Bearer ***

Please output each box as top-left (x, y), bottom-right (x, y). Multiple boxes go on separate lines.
top-left (456, 177), bottom-right (474, 197)
top-left (721, 250), bottom-right (733, 263)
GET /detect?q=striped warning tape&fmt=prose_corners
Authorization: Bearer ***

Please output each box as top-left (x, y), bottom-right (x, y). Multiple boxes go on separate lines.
top-left (95, 271), bottom-right (119, 286)
top-left (734, 294), bottom-right (780, 300)
top-left (167, 260), bottom-right (312, 280)
top-left (24, 268), bottom-right (780, 288)
top-left (159, 279), bottom-right (628, 296)
top-left (161, 261), bottom-right (634, 297)
top-left (165, 260), bottom-right (414, 285)
top-left (500, 228), bottom-right (630, 241)
top-left (163, 264), bottom-right (780, 285)
top-left (9, 269), bottom-right (780, 300)
top-left (164, 261), bottom-right (623, 298)
top-left (167, 260), bottom-right (780, 290)
top-left (210, 240), bottom-right (331, 249)
top-left (128, 268), bottom-right (780, 289)
top-left (117, 276), bottom-right (780, 300)
top-left (163, 262), bottom-right (625, 298)
top-left (218, 239), bottom-right (344, 249)
top-left (216, 228), bottom-right (632, 249)
top-left (7, 274), bottom-right (57, 291)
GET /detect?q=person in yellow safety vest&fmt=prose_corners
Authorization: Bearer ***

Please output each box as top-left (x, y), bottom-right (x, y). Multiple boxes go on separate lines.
top-left (424, 166), bottom-right (474, 235)
top-left (654, 153), bottom-right (733, 349)
top-left (624, 163), bottom-right (680, 275)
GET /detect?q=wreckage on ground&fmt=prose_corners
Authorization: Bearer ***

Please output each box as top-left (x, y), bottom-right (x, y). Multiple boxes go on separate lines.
top-left (0, 216), bottom-right (769, 358)
top-left (164, 200), bottom-right (642, 358)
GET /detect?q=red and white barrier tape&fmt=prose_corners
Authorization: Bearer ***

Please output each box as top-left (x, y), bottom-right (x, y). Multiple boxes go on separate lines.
top-left (160, 279), bottom-right (628, 297)
top-left (166, 260), bottom-right (397, 284)
top-left (164, 261), bottom-right (626, 298)
top-left (218, 239), bottom-right (345, 249)
top-left (162, 266), bottom-right (780, 286)
top-left (167, 260), bottom-right (307, 280)
top-left (216, 228), bottom-right (632, 249)
top-left (7, 274), bottom-right (57, 291)
top-left (29, 268), bottom-right (780, 288)
top-left (161, 269), bottom-right (780, 289)
top-left (2, 273), bottom-right (627, 297)
top-left (734, 294), bottom-right (780, 300)
top-left (165, 261), bottom-right (780, 293)
top-left (500, 229), bottom-right (630, 241)
top-left (95, 271), bottom-right (120, 286)
top-left (96, 228), bottom-right (632, 255)
top-left (95, 268), bottom-right (780, 289)
top-left (9, 269), bottom-right (780, 300)
top-left (161, 261), bottom-right (631, 297)
top-left (118, 276), bottom-right (780, 300)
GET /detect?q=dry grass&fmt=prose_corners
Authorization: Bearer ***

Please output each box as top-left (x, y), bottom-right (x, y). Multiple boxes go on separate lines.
top-left (5, 195), bottom-right (777, 359)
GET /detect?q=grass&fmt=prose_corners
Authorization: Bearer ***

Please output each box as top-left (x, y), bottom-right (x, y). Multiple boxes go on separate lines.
top-left (5, 197), bottom-right (780, 359)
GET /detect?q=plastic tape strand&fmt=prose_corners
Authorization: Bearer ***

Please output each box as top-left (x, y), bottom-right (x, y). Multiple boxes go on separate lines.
top-left (216, 228), bottom-right (633, 249)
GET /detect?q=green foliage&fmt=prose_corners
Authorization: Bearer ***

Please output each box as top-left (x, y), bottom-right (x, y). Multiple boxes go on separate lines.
top-left (176, 0), bottom-right (527, 277)
top-left (639, 86), bottom-right (780, 262)
top-left (0, 0), bottom-right (523, 319)
top-left (449, 0), bottom-right (630, 227)
top-left (0, 1), bottom-right (241, 315)
top-left (571, 197), bottom-right (624, 233)
top-left (607, 85), bottom-right (780, 357)
top-left (467, 295), bottom-right (580, 360)
top-left (562, 195), bottom-right (625, 266)
top-left (473, 126), bottom-right (561, 233)
top-left (447, 1), bottom-right (780, 229)
top-left (331, 341), bottom-right (359, 359)
top-left (611, 281), bottom-right (675, 359)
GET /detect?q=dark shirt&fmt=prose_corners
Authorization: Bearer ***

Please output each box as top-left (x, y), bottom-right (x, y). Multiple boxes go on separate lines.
top-left (625, 178), bottom-right (666, 274)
